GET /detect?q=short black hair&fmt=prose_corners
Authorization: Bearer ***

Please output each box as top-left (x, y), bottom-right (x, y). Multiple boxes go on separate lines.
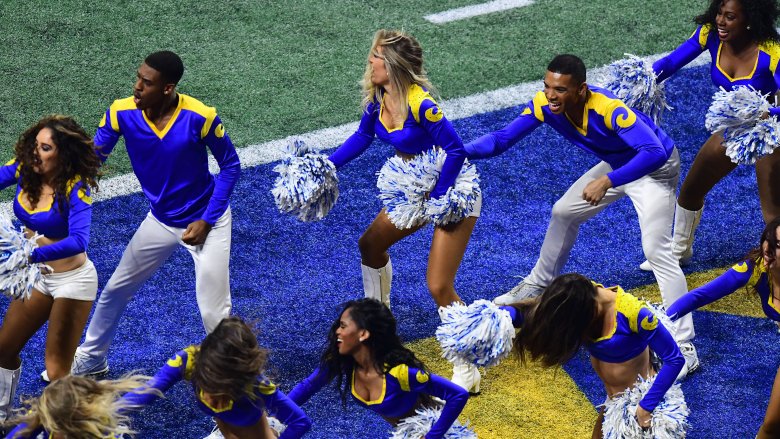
top-left (547, 54), bottom-right (586, 85)
top-left (144, 50), bottom-right (184, 84)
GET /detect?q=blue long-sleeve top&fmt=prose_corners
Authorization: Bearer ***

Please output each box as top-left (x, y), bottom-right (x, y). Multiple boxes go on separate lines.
top-left (668, 258), bottom-right (780, 322)
top-left (464, 86), bottom-right (675, 187)
top-left (122, 346), bottom-right (311, 438)
top-left (93, 94), bottom-right (241, 227)
top-left (0, 159), bottom-right (92, 263)
top-left (508, 287), bottom-right (683, 412)
top-left (653, 24), bottom-right (780, 117)
top-left (288, 363), bottom-right (468, 439)
top-left (327, 85), bottom-right (467, 198)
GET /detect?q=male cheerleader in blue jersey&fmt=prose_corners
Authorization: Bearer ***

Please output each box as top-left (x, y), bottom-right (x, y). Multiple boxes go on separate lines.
top-left (465, 54), bottom-right (699, 376)
top-left (71, 51), bottom-right (241, 377)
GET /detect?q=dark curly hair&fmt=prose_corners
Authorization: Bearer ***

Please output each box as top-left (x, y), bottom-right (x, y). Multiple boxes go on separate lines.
top-left (695, 0), bottom-right (780, 43)
top-left (320, 298), bottom-right (434, 408)
top-left (745, 216), bottom-right (780, 277)
top-left (190, 317), bottom-right (268, 404)
top-left (514, 273), bottom-right (599, 367)
top-left (14, 115), bottom-right (100, 212)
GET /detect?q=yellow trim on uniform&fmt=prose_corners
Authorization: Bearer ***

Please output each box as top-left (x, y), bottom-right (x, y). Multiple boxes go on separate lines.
top-left (761, 41), bottom-right (780, 75)
top-left (589, 92), bottom-right (635, 133)
top-left (732, 261), bottom-right (749, 273)
top-left (166, 354), bottom-right (183, 368)
top-left (408, 84), bottom-right (432, 125)
top-left (379, 94), bottom-right (402, 133)
top-left (17, 189), bottom-right (55, 214)
top-left (618, 290), bottom-right (646, 334)
top-left (109, 97), bottom-right (137, 133)
top-left (415, 369), bottom-right (429, 384)
top-left (179, 94), bottom-right (218, 139)
top-left (256, 378), bottom-right (277, 396)
top-left (389, 364), bottom-right (410, 391)
top-left (183, 345), bottom-right (198, 380)
top-left (640, 314), bottom-right (658, 331)
top-left (531, 92), bottom-right (547, 122)
top-left (350, 368), bottom-right (387, 405)
top-left (142, 94), bottom-right (184, 139)
top-left (198, 388), bottom-right (235, 413)
top-left (521, 107), bottom-right (532, 116)
top-left (4, 159), bottom-right (20, 179)
top-left (698, 24), bottom-right (711, 49)
top-left (716, 42), bottom-right (759, 81)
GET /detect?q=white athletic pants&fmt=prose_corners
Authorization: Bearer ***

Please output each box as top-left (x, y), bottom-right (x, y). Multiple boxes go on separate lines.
top-left (525, 149), bottom-right (694, 342)
top-left (80, 209), bottom-right (232, 358)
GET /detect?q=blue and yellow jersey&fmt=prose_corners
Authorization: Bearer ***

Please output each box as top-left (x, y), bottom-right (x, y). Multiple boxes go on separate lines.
top-left (465, 85), bottom-right (674, 187)
top-left (328, 84), bottom-right (466, 198)
top-left (0, 159), bottom-right (92, 263)
top-left (668, 258), bottom-right (780, 322)
top-left (93, 94), bottom-right (241, 227)
top-left (122, 346), bottom-right (310, 438)
top-left (288, 363), bottom-right (468, 439)
top-left (653, 25), bottom-right (780, 116)
top-left (586, 287), bottom-right (684, 412)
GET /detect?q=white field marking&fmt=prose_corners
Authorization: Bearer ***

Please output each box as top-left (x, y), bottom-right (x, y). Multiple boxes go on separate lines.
top-left (424, 0), bottom-right (535, 24)
top-left (0, 51), bottom-right (709, 214)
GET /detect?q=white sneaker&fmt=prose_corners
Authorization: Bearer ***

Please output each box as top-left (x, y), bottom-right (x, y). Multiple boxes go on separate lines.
top-left (493, 280), bottom-right (544, 305)
top-left (676, 341), bottom-right (700, 381)
top-left (451, 363), bottom-right (481, 394)
top-left (70, 349), bottom-right (109, 377)
top-left (639, 257), bottom-right (691, 272)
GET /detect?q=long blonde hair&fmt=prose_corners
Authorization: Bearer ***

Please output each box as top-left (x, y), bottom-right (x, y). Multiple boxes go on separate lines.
top-left (361, 29), bottom-right (437, 123)
top-left (8, 374), bottom-right (160, 438)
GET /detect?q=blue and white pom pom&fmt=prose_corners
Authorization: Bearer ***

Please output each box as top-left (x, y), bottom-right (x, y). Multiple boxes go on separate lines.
top-left (267, 416), bottom-right (286, 437)
top-left (705, 86), bottom-right (780, 165)
top-left (271, 139), bottom-right (339, 221)
top-left (602, 375), bottom-right (689, 439)
top-left (436, 300), bottom-right (515, 368)
top-left (390, 406), bottom-right (477, 439)
top-left (602, 54), bottom-right (670, 124)
top-left (0, 212), bottom-right (47, 301)
top-left (376, 148), bottom-right (481, 229)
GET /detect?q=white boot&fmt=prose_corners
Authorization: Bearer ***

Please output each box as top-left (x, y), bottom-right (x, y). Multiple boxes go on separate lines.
top-left (640, 203), bottom-right (703, 271)
top-left (438, 307), bottom-right (481, 394)
top-left (0, 364), bottom-right (21, 423)
top-left (672, 203), bottom-right (702, 265)
top-left (361, 259), bottom-right (392, 309)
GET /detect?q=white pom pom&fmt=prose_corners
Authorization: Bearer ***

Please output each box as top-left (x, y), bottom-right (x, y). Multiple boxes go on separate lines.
top-left (436, 300), bottom-right (516, 368)
top-left (0, 212), bottom-right (48, 300)
top-left (705, 86), bottom-right (779, 165)
top-left (271, 140), bottom-right (339, 221)
top-left (390, 406), bottom-right (477, 439)
top-left (267, 416), bottom-right (286, 436)
top-left (602, 375), bottom-right (689, 439)
top-left (377, 149), bottom-right (481, 229)
top-left (600, 54), bottom-right (671, 124)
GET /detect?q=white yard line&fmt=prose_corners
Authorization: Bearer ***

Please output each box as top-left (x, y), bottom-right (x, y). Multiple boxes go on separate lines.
top-left (424, 0), bottom-right (535, 24)
top-left (1, 51), bottom-right (709, 213)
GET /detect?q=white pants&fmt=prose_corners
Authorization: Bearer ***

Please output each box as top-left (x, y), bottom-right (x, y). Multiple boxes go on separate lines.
top-left (34, 259), bottom-right (98, 301)
top-left (80, 209), bottom-right (232, 358)
top-left (525, 149), bottom-right (694, 342)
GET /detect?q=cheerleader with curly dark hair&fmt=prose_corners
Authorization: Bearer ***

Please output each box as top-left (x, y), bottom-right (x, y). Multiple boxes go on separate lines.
top-left (0, 115), bottom-right (100, 424)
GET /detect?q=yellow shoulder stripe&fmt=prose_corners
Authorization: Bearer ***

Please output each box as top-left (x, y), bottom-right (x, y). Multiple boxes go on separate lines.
top-left (408, 84), bottom-right (438, 124)
top-left (388, 364), bottom-right (410, 391)
top-left (179, 94), bottom-right (218, 138)
top-left (616, 289), bottom-right (645, 333)
top-left (748, 257), bottom-right (766, 289)
top-left (109, 97), bottom-right (137, 132)
top-left (256, 377), bottom-right (277, 395)
top-left (698, 25), bottom-right (711, 49)
top-left (589, 92), bottom-right (635, 130)
top-left (760, 41), bottom-right (780, 74)
top-left (183, 345), bottom-right (198, 380)
top-left (531, 92), bottom-right (547, 122)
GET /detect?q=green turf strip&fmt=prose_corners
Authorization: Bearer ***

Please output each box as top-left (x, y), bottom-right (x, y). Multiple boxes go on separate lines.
top-left (0, 0), bottom-right (701, 179)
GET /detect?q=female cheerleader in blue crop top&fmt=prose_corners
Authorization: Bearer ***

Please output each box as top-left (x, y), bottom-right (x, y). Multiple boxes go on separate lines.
top-left (123, 317), bottom-right (311, 439)
top-left (0, 116), bottom-right (100, 427)
top-left (327, 29), bottom-right (480, 393)
top-left (645, 0), bottom-right (780, 268)
top-left (512, 274), bottom-right (684, 436)
top-left (667, 217), bottom-right (780, 437)
top-left (289, 299), bottom-right (469, 439)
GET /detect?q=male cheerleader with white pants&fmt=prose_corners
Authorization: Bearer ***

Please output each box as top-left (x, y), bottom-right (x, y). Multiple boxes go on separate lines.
top-left (70, 51), bottom-right (241, 377)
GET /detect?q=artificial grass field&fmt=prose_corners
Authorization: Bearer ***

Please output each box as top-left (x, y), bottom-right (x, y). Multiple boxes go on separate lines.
top-left (0, 1), bottom-right (776, 437)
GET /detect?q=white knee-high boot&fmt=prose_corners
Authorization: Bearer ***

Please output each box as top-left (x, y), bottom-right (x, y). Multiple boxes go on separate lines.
top-left (438, 307), bottom-right (481, 394)
top-left (361, 259), bottom-right (392, 309)
top-left (672, 203), bottom-right (703, 264)
top-left (0, 364), bottom-right (21, 423)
